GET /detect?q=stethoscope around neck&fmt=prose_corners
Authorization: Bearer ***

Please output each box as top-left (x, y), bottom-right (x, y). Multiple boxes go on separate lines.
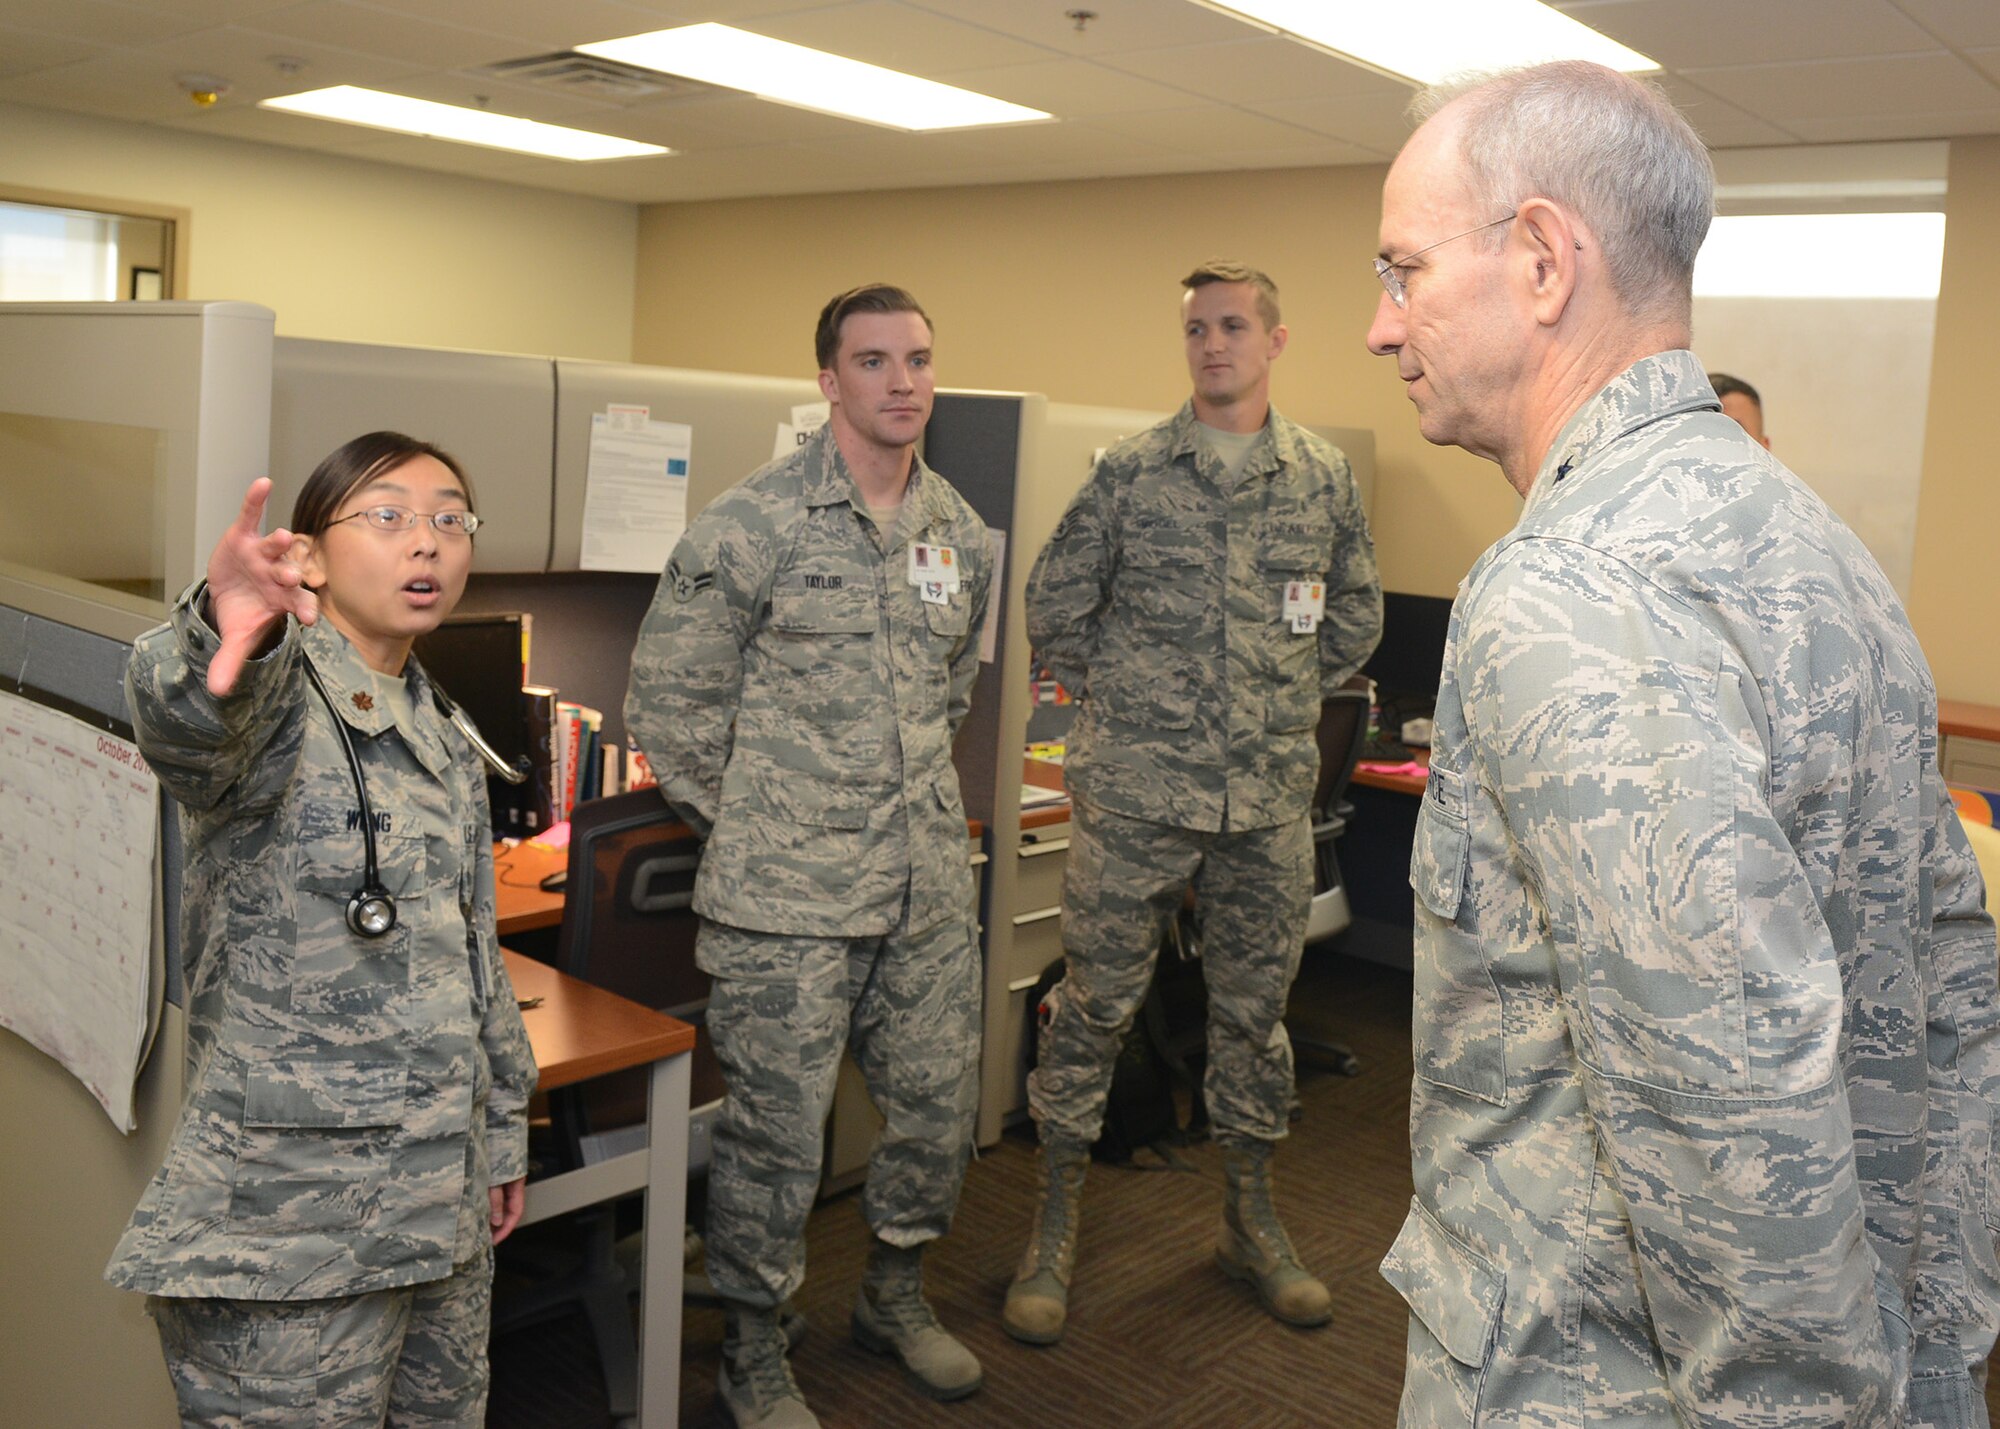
top-left (301, 654), bottom-right (528, 940)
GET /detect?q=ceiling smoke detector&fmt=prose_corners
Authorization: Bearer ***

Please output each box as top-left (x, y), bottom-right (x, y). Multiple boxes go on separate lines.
top-left (176, 72), bottom-right (231, 107)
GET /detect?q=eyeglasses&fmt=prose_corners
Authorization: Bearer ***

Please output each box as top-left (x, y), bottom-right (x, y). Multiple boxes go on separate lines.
top-left (1373, 213), bottom-right (1517, 308)
top-left (329, 505), bottom-right (482, 538)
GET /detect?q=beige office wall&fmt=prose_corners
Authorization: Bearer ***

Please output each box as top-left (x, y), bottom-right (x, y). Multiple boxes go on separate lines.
top-left (1910, 136), bottom-right (2000, 706)
top-left (0, 101), bottom-right (637, 361)
top-left (633, 165), bottom-right (1518, 597)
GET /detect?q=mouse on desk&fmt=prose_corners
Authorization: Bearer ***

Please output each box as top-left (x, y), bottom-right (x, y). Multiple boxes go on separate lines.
top-left (538, 869), bottom-right (568, 893)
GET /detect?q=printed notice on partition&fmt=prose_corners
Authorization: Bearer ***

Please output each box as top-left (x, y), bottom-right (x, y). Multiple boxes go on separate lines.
top-left (0, 691), bottom-right (159, 1132)
top-left (581, 406), bottom-right (694, 573)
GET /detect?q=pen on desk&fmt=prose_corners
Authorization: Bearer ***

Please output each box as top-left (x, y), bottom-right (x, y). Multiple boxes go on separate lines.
top-left (517, 996), bottom-right (544, 1011)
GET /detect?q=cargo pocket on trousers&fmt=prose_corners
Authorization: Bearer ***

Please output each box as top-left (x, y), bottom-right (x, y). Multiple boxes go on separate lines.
top-left (227, 1061), bottom-right (408, 1236)
top-left (1381, 1197), bottom-right (1502, 1427)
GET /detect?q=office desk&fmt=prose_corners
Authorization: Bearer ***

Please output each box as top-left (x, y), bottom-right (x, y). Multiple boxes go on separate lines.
top-left (495, 839), bottom-right (570, 938)
top-left (503, 949), bottom-right (694, 1429)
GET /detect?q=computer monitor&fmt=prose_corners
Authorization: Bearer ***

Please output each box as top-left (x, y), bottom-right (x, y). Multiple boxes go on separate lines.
top-left (1363, 591), bottom-right (1453, 724)
top-left (412, 613), bottom-right (536, 838)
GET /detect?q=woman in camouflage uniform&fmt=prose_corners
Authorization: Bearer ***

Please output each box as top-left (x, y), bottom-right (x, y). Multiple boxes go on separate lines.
top-left (106, 432), bottom-right (536, 1427)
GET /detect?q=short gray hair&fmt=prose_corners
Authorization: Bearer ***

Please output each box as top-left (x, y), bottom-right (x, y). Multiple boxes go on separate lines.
top-left (1412, 61), bottom-right (1713, 324)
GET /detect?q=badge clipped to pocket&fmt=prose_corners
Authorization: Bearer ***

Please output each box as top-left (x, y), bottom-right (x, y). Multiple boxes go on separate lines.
top-left (908, 543), bottom-right (961, 594)
top-left (1283, 579), bottom-right (1326, 635)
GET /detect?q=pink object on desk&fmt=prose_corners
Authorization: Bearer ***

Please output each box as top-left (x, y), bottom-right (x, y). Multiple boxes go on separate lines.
top-left (530, 821), bottom-right (571, 850)
top-left (1359, 760), bottom-right (1429, 780)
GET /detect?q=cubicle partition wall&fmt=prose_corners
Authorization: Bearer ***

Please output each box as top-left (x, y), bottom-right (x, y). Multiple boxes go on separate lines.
top-left (0, 570), bottom-right (182, 1428)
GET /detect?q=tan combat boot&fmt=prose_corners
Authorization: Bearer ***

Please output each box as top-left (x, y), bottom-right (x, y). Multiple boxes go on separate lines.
top-left (1216, 1138), bottom-right (1333, 1328)
top-left (850, 1237), bottom-right (984, 1400)
top-left (1001, 1136), bottom-right (1089, 1345)
top-left (717, 1306), bottom-right (821, 1428)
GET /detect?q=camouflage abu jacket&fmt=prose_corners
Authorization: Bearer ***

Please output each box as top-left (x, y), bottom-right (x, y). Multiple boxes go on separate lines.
top-left (1025, 401), bottom-right (1380, 832)
top-left (106, 589), bottom-right (534, 1300)
top-left (1388, 351), bottom-right (2000, 1427)
top-left (625, 423), bottom-right (991, 941)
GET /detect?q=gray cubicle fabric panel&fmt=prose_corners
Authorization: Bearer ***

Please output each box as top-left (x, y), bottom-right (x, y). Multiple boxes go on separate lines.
top-left (0, 602), bottom-right (183, 1007)
top-left (922, 393), bottom-right (1022, 829)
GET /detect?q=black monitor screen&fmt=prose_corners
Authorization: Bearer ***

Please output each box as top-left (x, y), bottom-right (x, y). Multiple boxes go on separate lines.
top-left (1363, 591), bottom-right (1453, 716)
top-left (412, 613), bottom-right (530, 767)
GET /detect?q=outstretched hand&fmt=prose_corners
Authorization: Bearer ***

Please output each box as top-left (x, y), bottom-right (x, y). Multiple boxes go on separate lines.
top-left (205, 478), bottom-right (318, 696)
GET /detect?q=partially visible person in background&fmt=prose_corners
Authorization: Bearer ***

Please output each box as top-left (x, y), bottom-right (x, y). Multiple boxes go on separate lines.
top-left (1708, 371), bottom-right (1771, 448)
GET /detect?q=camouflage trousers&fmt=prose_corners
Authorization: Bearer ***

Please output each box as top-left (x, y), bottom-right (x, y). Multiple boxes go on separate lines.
top-left (147, 1245), bottom-right (492, 1428)
top-left (697, 908), bottom-right (981, 1309)
top-left (1029, 798), bottom-right (1312, 1146)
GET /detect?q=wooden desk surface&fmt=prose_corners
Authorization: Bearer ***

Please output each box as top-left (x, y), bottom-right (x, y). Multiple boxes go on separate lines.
top-left (1941, 700), bottom-right (2000, 745)
top-left (495, 840), bottom-right (569, 937)
top-left (502, 949), bottom-right (694, 1092)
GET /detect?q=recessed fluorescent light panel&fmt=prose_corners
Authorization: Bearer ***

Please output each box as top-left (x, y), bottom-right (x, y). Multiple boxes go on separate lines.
top-left (259, 86), bottom-right (669, 161)
top-left (1695, 213), bottom-right (1947, 299)
top-left (577, 23), bottom-right (1050, 131)
top-left (1191, 0), bottom-right (1657, 84)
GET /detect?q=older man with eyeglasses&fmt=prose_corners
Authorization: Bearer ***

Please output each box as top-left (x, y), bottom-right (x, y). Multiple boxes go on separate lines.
top-left (1368, 62), bottom-right (2000, 1427)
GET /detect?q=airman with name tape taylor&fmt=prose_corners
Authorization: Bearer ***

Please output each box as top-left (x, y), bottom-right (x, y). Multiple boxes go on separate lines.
top-left (627, 284), bottom-right (992, 1429)
top-left (1006, 261), bottom-right (1382, 1346)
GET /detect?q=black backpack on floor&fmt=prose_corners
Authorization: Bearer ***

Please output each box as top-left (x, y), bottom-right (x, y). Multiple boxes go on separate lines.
top-left (1029, 916), bottom-right (1208, 1166)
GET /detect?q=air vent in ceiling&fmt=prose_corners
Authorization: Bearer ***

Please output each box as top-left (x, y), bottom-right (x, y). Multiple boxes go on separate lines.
top-left (479, 52), bottom-right (713, 103)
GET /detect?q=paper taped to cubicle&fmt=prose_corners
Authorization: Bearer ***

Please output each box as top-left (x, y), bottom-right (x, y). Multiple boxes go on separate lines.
top-left (0, 691), bottom-right (158, 1132)
top-left (581, 409), bottom-right (693, 573)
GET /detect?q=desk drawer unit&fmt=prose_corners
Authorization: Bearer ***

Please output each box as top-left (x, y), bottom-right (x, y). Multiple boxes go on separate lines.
top-left (1014, 833), bottom-right (1070, 915)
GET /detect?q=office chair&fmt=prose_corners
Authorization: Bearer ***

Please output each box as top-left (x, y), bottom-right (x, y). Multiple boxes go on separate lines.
top-left (495, 788), bottom-right (725, 1423)
top-left (1290, 682), bottom-right (1373, 1077)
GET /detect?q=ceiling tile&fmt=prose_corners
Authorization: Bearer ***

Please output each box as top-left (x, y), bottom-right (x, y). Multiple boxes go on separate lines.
top-left (383, 71), bottom-right (625, 121)
top-left (0, 0), bottom-right (215, 46)
top-left (1243, 94), bottom-right (1420, 155)
top-left (899, 0), bottom-right (1256, 57)
top-left (1562, 0), bottom-right (1940, 69)
top-left (1968, 47), bottom-right (2000, 87)
top-left (1100, 35), bottom-right (1408, 106)
top-left (238, 2), bottom-right (530, 71)
top-left (1084, 104), bottom-right (1347, 158)
top-left (1682, 52), bottom-right (2000, 121)
top-left (1891, 0), bottom-right (2000, 49)
top-left (739, 1), bottom-right (1057, 74)
top-left (1649, 73), bottom-right (1803, 148)
top-left (928, 118), bottom-right (1174, 164)
top-left (153, 101), bottom-right (388, 147)
top-left (927, 56), bottom-right (1209, 116)
top-left (126, 0), bottom-right (308, 23)
top-left (1784, 106), bottom-right (2000, 142)
top-left (0, 26), bottom-right (114, 80)
top-left (374, 0), bottom-right (691, 50)
top-left (618, 91), bottom-right (891, 144)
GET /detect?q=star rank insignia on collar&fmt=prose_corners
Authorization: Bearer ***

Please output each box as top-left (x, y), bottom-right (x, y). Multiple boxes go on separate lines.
top-left (352, 691), bottom-right (374, 712)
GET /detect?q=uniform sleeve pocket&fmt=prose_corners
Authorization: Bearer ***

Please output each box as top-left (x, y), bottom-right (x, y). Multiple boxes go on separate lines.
top-left (1411, 766), bottom-right (1470, 922)
top-left (1381, 1197), bottom-right (1502, 1423)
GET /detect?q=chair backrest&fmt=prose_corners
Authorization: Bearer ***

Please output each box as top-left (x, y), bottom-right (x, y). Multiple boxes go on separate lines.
top-left (1312, 682), bottom-right (1373, 827)
top-left (552, 788), bottom-right (725, 1165)
top-left (557, 787), bottom-right (707, 1017)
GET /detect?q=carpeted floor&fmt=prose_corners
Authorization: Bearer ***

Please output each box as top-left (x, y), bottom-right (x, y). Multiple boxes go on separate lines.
top-left (490, 948), bottom-right (2000, 1427)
